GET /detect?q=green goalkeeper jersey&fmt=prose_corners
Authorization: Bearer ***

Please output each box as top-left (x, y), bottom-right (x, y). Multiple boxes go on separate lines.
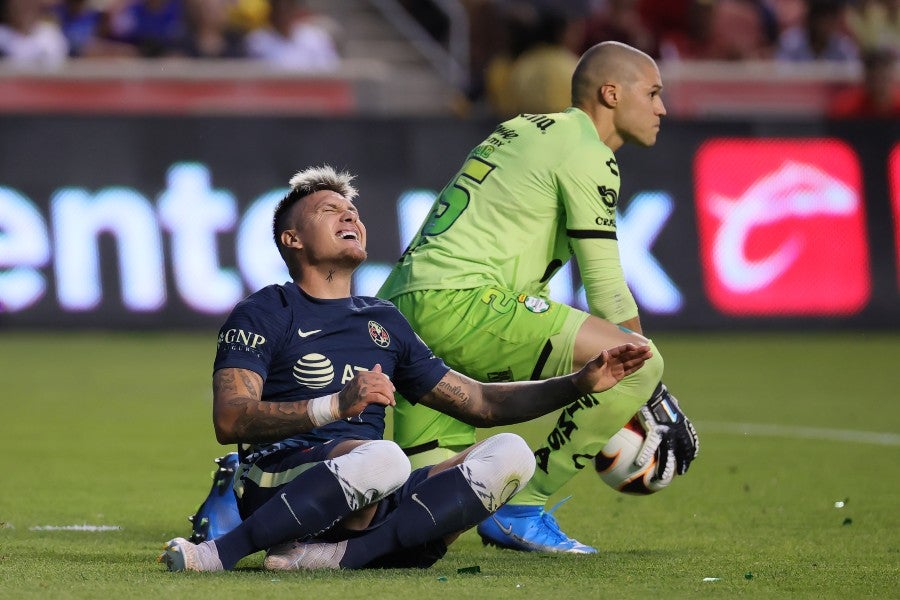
top-left (379, 107), bottom-right (638, 324)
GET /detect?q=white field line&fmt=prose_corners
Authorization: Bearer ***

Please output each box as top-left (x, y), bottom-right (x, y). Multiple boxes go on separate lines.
top-left (29, 524), bottom-right (122, 532)
top-left (698, 421), bottom-right (900, 447)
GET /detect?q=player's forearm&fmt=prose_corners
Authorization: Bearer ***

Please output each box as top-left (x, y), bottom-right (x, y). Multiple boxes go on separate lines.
top-left (213, 396), bottom-right (318, 444)
top-left (575, 238), bottom-right (640, 326)
top-left (212, 367), bottom-right (318, 444)
top-left (424, 372), bottom-right (585, 427)
top-left (482, 376), bottom-right (587, 425)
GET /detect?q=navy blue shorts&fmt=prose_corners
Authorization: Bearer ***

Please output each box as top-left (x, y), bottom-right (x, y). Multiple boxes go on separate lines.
top-left (237, 441), bottom-right (448, 569)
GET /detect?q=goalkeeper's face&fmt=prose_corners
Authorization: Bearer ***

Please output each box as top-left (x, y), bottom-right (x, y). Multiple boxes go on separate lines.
top-left (615, 61), bottom-right (667, 148)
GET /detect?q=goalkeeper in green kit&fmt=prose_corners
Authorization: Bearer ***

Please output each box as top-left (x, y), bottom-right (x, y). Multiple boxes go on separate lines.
top-left (377, 41), bottom-right (699, 553)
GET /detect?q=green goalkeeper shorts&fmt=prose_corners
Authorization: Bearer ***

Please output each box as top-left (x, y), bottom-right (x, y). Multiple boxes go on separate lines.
top-left (390, 287), bottom-right (588, 453)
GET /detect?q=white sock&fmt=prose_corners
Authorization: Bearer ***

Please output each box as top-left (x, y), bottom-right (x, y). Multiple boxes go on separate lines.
top-left (325, 440), bottom-right (411, 510)
top-left (459, 433), bottom-right (536, 512)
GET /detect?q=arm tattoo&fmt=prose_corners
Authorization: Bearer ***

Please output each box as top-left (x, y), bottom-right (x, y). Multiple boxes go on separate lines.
top-left (214, 368), bottom-right (237, 396)
top-left (227, 395), bottom-right (316, 442)
top-left (420, 370), bottom-right (584, 427)
top-left (214, 368), bottom-right (316, 443)
top-left (420, 373), bottom-right (498, 426)
top-left (436, 378), bottom-right (470, 408)
top-left (239, 370), bottom-right (259, 398)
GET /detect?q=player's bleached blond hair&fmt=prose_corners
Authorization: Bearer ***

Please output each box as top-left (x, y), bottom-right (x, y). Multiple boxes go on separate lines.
top-left (273, 164), bottom-right (359, 260)
top-left (287, 164), bottom-right (358, 201)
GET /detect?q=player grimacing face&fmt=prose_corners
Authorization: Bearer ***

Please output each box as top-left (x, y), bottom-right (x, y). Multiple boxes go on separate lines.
top-left (292, 190), bottom-right (368, 268)
top-left (615, 60), bottom-right (667, 148)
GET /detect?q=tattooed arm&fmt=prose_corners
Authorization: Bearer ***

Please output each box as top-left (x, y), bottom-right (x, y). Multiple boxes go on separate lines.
top-left (417, 343), bottom-right (652, 427)
top-left (212, 365), bottom-right (397, 444)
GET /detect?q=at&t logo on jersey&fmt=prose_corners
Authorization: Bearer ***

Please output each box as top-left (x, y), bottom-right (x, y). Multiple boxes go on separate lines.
top-left (368, 320), bottom-right (390, 347)
top-left (292, 352), bottom-right (373, 389)
top-left (293, 353), bottom-right (335, 389)
top-left (694, 139), bottom-right (870, 316)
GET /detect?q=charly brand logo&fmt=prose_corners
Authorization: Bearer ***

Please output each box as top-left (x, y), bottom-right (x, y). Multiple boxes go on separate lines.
top-left (368, 320), bottom-right (390, 347)
top-left (597, 185), bottom-right (618, 212)
top-left (695, 139), bottom-right (870, 316)
top-left (292, 353), bottom-right (335, 389)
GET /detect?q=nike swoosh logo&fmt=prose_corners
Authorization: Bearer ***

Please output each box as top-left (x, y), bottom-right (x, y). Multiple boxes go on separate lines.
top-left (411, 493), bottom-right (436, 525)
top-left (492, 515), bottom-right (513, 535)
top-left (281, 493), bottom-right (302, 526)
top-left (297, 328), bottom-right (322, 338)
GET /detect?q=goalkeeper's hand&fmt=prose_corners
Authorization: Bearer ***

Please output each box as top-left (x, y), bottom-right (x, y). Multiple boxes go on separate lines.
top-left (633, 417), bottom-right (675, 482)
top-left (635, 383), bottom-right (700, 476)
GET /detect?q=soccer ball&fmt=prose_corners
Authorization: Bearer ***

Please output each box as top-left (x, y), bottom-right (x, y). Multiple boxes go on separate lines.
top-left (594, 414), bottom-right (674, 495)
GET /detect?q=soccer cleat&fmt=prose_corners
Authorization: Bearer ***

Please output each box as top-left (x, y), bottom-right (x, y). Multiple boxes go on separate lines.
top-left (263, 539), bottom-right (347, 571)
top-left (158, 537), bottom-right (224, 572)
top-left (476, 498), bottom-right (597, 554)
top-left (188, 452), bottom-right (242, 543)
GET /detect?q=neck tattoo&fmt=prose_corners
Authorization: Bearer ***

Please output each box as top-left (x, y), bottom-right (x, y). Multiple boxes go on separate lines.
top-left (326, 270), bottom-right (335, 282)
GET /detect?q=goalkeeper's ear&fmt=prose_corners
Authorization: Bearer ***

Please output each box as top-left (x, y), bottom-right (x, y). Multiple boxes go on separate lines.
top-left (599, 83), bottom-right (620, 108)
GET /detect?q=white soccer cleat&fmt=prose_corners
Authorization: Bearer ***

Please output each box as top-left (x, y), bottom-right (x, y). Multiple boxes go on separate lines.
top-left (263, 539), bottom-right (347, 570)
top-left (158, 537), bottom-right (224, 572)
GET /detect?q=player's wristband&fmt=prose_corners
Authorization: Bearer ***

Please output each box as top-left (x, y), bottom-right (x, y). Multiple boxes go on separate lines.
top-left (307, 393), bottom-right (340, 427)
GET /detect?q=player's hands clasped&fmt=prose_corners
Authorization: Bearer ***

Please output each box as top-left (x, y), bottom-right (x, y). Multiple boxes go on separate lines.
top-left (337, 363), bottom-right (396, 418)
top-left (574, 343), bottom-right (653, 394)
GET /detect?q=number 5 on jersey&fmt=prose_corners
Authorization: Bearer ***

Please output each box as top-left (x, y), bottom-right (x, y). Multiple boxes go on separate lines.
top-left (402, 156), bottom-right (495, 256)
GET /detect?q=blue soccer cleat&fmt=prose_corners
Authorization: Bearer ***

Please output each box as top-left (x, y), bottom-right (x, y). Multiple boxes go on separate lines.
top-left (187, 453), bottom-right (242, 543)
top-left (477, 497), bottom-right (597, 554)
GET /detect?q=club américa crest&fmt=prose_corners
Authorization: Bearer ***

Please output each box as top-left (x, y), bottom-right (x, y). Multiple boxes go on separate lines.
top-left (368, 320), bottom-right (390, 347)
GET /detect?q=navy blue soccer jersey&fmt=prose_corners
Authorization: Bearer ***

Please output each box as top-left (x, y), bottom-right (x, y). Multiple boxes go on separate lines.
top-left (214, 282), bottom-right (450, 458)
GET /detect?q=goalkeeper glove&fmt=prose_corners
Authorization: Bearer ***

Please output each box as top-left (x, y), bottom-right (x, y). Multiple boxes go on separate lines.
top-left (636, 382), bottom-right (699, 475)
top-left (634, 415), bottom-right (675, 481)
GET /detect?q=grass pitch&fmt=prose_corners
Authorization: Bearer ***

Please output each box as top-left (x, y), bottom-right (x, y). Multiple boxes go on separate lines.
top-left (1, 331), bottom-right (897, 599)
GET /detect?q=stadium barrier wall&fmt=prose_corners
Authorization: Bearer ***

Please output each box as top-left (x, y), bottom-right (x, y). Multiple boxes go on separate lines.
top-left (0, 115), bottom-right (897, 331)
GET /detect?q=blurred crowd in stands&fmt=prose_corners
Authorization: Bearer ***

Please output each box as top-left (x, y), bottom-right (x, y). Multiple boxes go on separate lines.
top-left (461, 0), bottom-right (898, 117)
top-left (0, 0), bottom-right (897, 117)
top-left (0, 0), bottom-right (339, 69)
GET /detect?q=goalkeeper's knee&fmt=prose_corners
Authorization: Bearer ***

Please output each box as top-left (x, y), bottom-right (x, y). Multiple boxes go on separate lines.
top-left (620, 339), bottom-right (664, 401)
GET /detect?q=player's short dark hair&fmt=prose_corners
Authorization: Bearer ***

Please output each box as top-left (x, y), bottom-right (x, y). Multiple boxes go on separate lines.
top-left (571, 41), bottom-right (654, 106)
top-left (272, 165), bottom-right (358, 255)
